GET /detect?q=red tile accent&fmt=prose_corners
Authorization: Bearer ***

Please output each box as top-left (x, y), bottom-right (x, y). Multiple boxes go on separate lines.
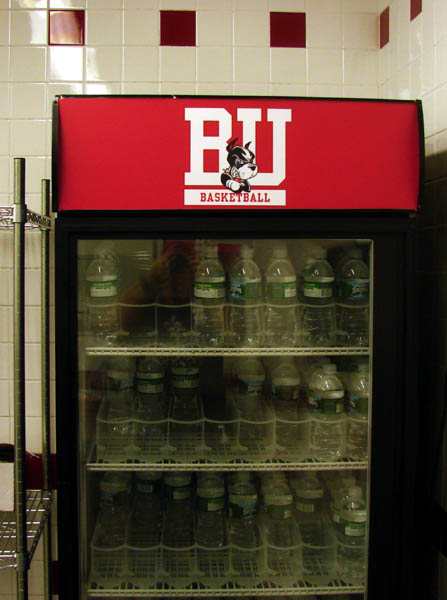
top-left (270, 12), bottom-right (306, 48)
top-left (379, 7), bottom-right (390, 49)
top-left (160, 10), bottom-right (196, 47)
top-left (411, 0), bottom-right (422, 20)
top-left (48, 10), bottom-right (85, 45)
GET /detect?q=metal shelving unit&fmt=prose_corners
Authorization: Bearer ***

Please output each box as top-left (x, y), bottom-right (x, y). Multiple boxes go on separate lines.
top-left (0, 159), bottom-right (53, 600)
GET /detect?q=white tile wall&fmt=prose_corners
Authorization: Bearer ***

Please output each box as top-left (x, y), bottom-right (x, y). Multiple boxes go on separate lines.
top-left (1, 0), bottom-right (446, 597)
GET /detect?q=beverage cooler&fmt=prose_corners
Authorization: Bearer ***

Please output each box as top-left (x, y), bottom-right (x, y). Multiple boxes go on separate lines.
top-left (53, 96), bottom-right (423, 600)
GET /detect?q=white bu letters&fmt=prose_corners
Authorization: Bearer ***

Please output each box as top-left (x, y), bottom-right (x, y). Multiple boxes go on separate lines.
top-left (184, 107), bottom-right (292, 187)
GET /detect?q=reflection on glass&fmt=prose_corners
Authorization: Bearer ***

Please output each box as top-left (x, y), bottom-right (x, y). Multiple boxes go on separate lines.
top-left (78, 238), bottom-right (371, 349)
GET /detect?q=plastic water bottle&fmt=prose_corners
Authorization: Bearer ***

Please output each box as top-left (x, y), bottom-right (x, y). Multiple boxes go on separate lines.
top-left (193, 242), bottom-right (226, 346)
top-left (85, 251), bottom-right (120, 339)
top-left (337, 247), bottom-right (370, 347)
top-left (301, 248), bottom-right (336, 347)
top-left (234, 357), bottom-right (267, 448)
top-left (97, 357), bottom-right (134, 461)
top-left (229, 472), bottom-right (259, 572)
top-left (264, 244), bottom-right (298, 346)
top-left (270, 358), bottom-right (301, 449)
top-left (290, 472), bottom-right (335, 583)
top-left (309, 363), bottom-right (345, 461)
top-left (290, 472), bottom-right (325, 539)
top-left (95, 472), bottom-right (131, 547)
top-left (119, 240), bottom-right (156, 340)
top-left (228, 245), bottom-right (262, 347)
top-left (346, 362), bottom-right (369, 460)
top-left (336, 486), bottom-right (367, 584)
top-left (127, 471), bottom-right (163, 577)
top-left (169, 357), bottom-right (202, 447)
top-left (163, 472), bottom-right (194, 548)
top-left (326, 472), bottom-right (356, 525)
top-left (134, 357), bottom-right (168, 453)
top-left (132, 471), bottom-right (163, 530)
top-left (261, 474), bottom-right (296, 568)
top-left (196, 473), bottom-right (226, 548)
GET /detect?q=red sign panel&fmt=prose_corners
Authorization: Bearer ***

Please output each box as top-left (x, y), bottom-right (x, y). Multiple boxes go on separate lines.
top-left (55, 96), bottom-right (421, 211)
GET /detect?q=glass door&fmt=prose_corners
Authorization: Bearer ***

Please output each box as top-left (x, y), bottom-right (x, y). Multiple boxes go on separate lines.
top-left (76, 237), bottom-right (372, 599)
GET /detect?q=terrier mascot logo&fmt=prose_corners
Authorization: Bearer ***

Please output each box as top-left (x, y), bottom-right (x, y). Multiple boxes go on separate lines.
top-left (221, 138), bottom-right (258, 193)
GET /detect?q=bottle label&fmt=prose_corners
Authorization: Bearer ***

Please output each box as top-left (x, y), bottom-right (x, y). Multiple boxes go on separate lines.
top-left (340, 279), bottom-right (369, 301)
top-left (237, 380), bottom-right (263, 397)
top-left (344, 521), bottom-right (366, 536)
top-left (172, 374), bottom-right (199, 389)
top-left (349, 394), bottom-right (368, 416)
top-left (90, 280), bottom-right (118, 298)
top-left (137, 381), bottom-right (164, 394)
top-left (303, 281), bottom-right (333, 299)
top-left (296, 501), bottom-right (315, 513)
top-left (194, 281), bottom-right (225, 299)
top-left (197, 496), bottom-right (225, 512)
top-left (229, 500), bottom-right (257, 519)
top-left (309, 394), bottom-right (344, 414)
top-left (165, 484), bottom-right (191, 501)
top-left (272, 384), bottom-right (299, 401)
top-left (136, 479), bottom-right (161, 494)
top-left (230, 280), bottom-right (261, 301)
top-left (136, 371), bottom-right (164, 380)
top-left (266, 280), bottom-right (297, 300)
top-left (266, 503), bottom-right (293, 520)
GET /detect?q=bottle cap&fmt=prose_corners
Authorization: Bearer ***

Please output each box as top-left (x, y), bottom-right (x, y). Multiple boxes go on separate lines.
top-left (322, 363), bottom-right (337, 374)
top-left (273, 245), bottom-right (287, 259)
top-left (241, 245), bottom-right (254, 258)
top-left (358, 363), bottom-right (369, 373)
top-left (205, 243), bottom-right (219, 258)
top-left (272, 376), bottom-right (300, 387)
top-left (312, 247), bottom-right (327, 259)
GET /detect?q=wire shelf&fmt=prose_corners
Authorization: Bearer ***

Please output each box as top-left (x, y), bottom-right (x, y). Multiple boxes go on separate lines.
top-left (86, 444), bottom-right (368, 472)
top-left (0, 206), bottom-right (51, 230)
top-left (87, 580), bottom-right (364, 596)
top-left (85, 345), bottom-right (370, 357)
top-left (0, 490), bottom-right (52, 569)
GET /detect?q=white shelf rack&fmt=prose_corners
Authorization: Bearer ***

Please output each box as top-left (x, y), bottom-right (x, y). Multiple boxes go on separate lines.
top-left (86, 454), bottom-right (368, 472)
top-left (87, 581), bottom-right (364, 596)
top-left (84, 345), bottom-right (370, 357)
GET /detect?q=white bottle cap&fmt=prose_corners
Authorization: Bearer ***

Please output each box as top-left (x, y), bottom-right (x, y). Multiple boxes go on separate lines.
top-left (272, 375), bottom-right (300, 386)
top-left (241, 245), bottom-right (254, 258)
top-left (205, 243), bottom-right (218, 258)
top-left (322, 363), bottom-right (337, 374)
top-left (358, 363), bottom-right (369, 373)
top-left (273, 245), bottom-right (287, 259)
top-left (312, 247), bottom-right (327, 259)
